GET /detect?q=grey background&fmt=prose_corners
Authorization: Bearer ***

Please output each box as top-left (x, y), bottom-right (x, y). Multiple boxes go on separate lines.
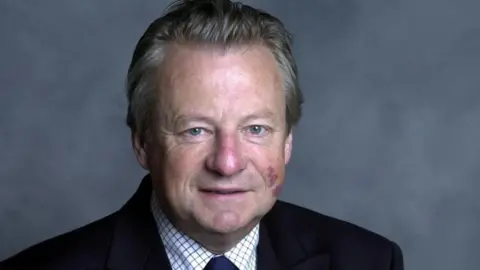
top-left (1, 0), bottom-right (479, 269)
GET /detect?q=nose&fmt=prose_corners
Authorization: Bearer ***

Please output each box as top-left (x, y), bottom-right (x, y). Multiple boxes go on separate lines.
top-left (206, 133), bottom-right (246, 177)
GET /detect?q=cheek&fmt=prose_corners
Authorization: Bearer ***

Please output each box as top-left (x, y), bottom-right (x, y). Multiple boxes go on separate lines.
top-left (264, 165), bottom-right (285, 197)
top-left (272, 183), bottom-right (284, 197)
top-left (165, 146), bottom-right (204, 179)
top-left (266, 167), bottom-right (278, 187)
top-left (151, 142), bottom-right (204, 185)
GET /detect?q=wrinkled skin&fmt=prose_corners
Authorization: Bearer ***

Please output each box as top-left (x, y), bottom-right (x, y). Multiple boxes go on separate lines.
top-left (133, 44), bottom-right (292, 253)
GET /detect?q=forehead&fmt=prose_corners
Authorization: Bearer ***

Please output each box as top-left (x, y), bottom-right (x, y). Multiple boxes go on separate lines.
top-left (157, 43), bottom-right (282, 97)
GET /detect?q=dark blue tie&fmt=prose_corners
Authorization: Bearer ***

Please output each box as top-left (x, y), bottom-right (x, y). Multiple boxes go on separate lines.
top-left (203, 255), bottom-right (238, 270)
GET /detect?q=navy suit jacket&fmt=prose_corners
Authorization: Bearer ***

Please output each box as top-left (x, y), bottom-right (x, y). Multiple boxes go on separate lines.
top-left (0, 176), bottom-right (404, 270)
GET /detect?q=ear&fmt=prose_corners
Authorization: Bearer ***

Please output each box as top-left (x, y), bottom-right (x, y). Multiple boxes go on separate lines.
top-left (132, 131), bottom-right (149, 170)
top-left (284, 132), bottom-right (293, 165)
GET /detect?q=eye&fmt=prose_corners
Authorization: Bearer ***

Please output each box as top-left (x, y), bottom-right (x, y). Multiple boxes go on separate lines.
top-left (177, 127), bottom-right (211, 143)
top-left (185, 127), bottom-right (205, 136)
top-left (246, 125), bottom-right (269, 136)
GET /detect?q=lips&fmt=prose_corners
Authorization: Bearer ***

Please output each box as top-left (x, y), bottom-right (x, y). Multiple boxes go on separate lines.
top-left (200, 188), bottom-right (246, 195)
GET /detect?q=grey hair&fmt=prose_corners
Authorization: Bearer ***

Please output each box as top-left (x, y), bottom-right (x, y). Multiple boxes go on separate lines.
top-left (126, 0), bottom-right (303, 143)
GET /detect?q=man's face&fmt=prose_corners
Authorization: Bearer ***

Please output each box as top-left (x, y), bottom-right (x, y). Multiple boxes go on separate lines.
top-left (134, 44), bottom-right (292, 236)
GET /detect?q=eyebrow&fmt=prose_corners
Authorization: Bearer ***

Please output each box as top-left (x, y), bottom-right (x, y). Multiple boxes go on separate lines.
top-left (172, 109), bottom-right (277, 125)
top-left (240, 110), bottom-right (276, 123)
top-left (172, 114), bottom-right (216, 126)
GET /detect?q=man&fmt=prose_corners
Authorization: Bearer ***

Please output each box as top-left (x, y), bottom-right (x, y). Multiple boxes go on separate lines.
top-left (1, 0), bottom-right (404, 269)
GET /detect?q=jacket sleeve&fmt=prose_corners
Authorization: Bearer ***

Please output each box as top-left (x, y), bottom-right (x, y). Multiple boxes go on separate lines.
top-left (390, 241), bottom-right (404, 270)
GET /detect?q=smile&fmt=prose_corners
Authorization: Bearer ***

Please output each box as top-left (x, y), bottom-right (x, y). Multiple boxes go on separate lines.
top-left (203, 190), bottom-right (244, 195)
top-left (199, 188), bottom-right (248, 198)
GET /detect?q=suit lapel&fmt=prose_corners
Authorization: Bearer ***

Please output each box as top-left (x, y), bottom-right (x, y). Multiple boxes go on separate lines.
top-left (257, 202), bottom-right (331, 270)
top-left (256, 222), bottom-right (284, 270)
top-left (105, 176), bottom-right (171, 270)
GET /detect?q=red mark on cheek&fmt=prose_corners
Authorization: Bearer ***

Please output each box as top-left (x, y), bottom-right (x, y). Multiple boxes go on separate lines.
top-left (266, 166), bottom-right (283, 197)
top-left (266, 166), bottom-right (278, 188)
top-left (272, 183), bottom-right (283, 197)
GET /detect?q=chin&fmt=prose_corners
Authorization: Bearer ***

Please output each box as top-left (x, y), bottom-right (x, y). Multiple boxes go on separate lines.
top-left (200, 211), bottom-right (254, 234)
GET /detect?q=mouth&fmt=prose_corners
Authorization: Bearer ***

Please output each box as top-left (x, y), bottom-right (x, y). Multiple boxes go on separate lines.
top-left (201, 189), bottom-right (245, 195)
top-left (199, 188), bottom-right (247, 196)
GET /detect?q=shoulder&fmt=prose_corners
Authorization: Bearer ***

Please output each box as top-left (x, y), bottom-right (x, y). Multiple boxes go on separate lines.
top-left (265, 200), bottom-right (403, 268)
top-left (268, 200), bottom-right (396, 246)
top-left (0, 212), bottom-right (118, 270)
